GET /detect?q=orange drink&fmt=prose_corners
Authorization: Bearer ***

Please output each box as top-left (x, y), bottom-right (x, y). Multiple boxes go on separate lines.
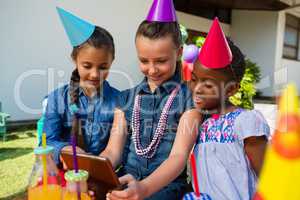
top-left (63, 190), bottom-right (91, 200)
top-left (28, 185), bottom-right (62, 200)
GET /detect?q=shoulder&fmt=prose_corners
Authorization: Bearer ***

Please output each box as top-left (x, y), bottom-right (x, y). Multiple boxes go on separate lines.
top-left (103, 81), bottom-right (120, 98)
top-left (236, 109), bottom-right (267, 124)
top-left (115, 84), bottom-right (142, 112)
top-left (234, 109), bottom-right (270, 139)
top-left (44, 84), bottom-right (70, 113)
top-left (118, 87), bottom-right (136, 103)
top-left (177, 83), bottom-right (193, 99)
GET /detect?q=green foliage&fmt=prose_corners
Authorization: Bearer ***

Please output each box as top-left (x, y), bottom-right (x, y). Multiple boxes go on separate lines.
top-left (229, 59), bottom-right (261, 109)
top-left (180, 24), bottom-right (188, 44)
top-left (193, 36), bottom-right (205, 47)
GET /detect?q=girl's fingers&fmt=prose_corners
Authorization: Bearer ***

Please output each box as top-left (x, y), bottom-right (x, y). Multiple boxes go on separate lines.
top-left (119, 174), bottom-right (135, 185)
top-left (88, 190), bottom-right (96, 200)
top-left (111, 186), bottom-right (135, 198)
top-left (107, 191), bottom-right (131, 200)
top-left (106, 174), bottom-right (138, 200)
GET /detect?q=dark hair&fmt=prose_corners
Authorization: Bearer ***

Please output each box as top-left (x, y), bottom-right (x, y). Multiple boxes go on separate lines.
top-left (135, 20), bottom-right (182, 49)
top-left (227, 39), bottom-right (246, 82)
top-left (69, 26), bottom-right (114, 148)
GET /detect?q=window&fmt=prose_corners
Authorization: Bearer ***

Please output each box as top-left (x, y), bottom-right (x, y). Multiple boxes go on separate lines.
top-left (283, 14), bottom-right (300, 60)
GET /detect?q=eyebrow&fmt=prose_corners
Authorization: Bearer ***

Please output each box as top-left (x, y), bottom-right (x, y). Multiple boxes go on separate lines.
top-left (139, 56), bottom-right (168, 60)
top-left (81, 61), bottom-right (109, 67)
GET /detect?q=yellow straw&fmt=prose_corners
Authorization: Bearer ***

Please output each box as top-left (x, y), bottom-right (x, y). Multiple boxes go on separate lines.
top-left (42, 133), bottom-right (48, 187)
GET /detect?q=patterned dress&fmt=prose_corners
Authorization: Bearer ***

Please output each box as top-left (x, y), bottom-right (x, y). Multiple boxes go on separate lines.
top-left (193, 108), bottom-right (270, 200)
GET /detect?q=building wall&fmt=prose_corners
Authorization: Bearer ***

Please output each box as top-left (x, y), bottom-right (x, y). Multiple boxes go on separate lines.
top-left (0, 0), bottom-right (151, 121)
top-left (231, 10), bottom-right (279, 97)
top-left (177, 11), bottom-right (230, 36)
top-left (274, 8), bottom-right (300, 95)
top-left (1, 0), bottom-right (223, 121)
top-left (3, 0), bottom-right (298, 121)
top-left (231, 8), bottom-right (300, 97)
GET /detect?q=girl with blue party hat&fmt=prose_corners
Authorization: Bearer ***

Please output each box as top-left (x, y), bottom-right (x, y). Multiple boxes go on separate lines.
top-left (43, 7), bottom-right (119, 168)
top-left (100, 0), bottom-right (201, 199)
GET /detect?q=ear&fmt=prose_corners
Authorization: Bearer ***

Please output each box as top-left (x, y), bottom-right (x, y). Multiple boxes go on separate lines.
top-left (226, 82), bottom-right (240, 97)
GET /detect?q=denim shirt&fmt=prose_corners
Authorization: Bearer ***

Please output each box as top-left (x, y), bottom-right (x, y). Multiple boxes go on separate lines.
top-left (117, 72), bottom-right (194, 185)
top-left (43, 80), bottom-right (120, 164)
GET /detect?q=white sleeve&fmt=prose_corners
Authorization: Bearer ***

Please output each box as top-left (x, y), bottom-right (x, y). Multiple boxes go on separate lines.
top-left (234, 110), bottom-right (270, 141)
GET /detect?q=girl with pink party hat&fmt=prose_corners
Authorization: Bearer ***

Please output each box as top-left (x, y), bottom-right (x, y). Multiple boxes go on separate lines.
top-left (100, 0), bottom-right (201, 199)
top-left (184, 18), bottom-right (270, 200)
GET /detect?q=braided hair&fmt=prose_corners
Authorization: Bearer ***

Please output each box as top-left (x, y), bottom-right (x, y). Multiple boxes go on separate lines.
top-left (69, 26), bottom-right (115, 149)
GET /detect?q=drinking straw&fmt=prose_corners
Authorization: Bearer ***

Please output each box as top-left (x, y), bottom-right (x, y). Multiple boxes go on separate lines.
top-left (71, 128), bottom-right (81, 200)
top-left (190, 152), bottom-right (200, 197)
top-left (42, 133), bottom-right (48, 187)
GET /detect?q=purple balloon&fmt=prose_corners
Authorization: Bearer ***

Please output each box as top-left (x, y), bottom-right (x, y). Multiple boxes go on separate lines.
top-left (183, 44), bottom-right (199, 63)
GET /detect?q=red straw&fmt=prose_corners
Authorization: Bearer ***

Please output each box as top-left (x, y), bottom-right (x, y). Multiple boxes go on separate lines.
top-left (190, 152), bottom-right (200, 197)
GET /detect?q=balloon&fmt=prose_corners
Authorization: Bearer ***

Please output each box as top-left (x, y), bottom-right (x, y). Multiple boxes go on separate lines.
top-left (183, 44), bottom-right (199, 63)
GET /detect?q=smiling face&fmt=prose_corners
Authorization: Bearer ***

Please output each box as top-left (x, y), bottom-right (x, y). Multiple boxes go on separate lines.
top-left (135, 35), bottom-right (180, 89)
top-left (189, 59), bottom-right (239, 111)
top-left (74, 45), bottom-right (113, 95)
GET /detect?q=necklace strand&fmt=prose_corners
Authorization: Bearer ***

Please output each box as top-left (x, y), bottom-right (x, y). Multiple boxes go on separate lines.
top-left (131, 85), bottom-right (180, 158)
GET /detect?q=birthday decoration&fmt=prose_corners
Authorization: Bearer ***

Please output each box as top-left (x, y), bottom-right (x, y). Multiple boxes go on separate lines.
top-left (146, 0), bottom-right (177, 22)
top-left (182, 44), bottom-right (199, 81)
top-left (199, 17), bottom-right (232, 69)
top-left (56, 7), bottom-right (95, 47)
top-left (253, 84), bottom-right (300, 200)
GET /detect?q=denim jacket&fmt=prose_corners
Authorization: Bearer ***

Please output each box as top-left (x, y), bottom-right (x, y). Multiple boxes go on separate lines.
top-left (43, 80), bottom-right (119, 164)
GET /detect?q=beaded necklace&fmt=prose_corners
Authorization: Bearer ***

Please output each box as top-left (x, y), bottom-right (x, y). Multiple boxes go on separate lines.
top-left (131, 85), bottom-right (180, 158)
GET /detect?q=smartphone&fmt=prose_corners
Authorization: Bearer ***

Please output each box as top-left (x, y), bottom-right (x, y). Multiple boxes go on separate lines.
top-left (61, 151), bottom-right (120, 188)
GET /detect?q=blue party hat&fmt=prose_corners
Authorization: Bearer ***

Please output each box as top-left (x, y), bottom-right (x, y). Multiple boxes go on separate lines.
top-left (56, 7), bottom-right (95, 47)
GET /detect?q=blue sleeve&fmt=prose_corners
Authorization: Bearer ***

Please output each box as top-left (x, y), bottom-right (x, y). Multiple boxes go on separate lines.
top-left (182, 84), bottom-right (195, 111)
top-left (176, 84), bottom-right (195, 114)
top-left (234, 110), bottom-right (270, 141)
top-left (116, 89), bottom-right (131, 112)
top-left (43, 90), bottom-right (69, 164)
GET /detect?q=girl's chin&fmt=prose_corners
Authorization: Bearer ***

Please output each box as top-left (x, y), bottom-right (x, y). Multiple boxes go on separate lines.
top-left (194, 100), bottom-right (211, 111)
top-left (194, 103), bottom-right (205, 110)
top-left (148, 79), bottom-right (164, 87)
top-left (82, 83), bottom-right (101, 92)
